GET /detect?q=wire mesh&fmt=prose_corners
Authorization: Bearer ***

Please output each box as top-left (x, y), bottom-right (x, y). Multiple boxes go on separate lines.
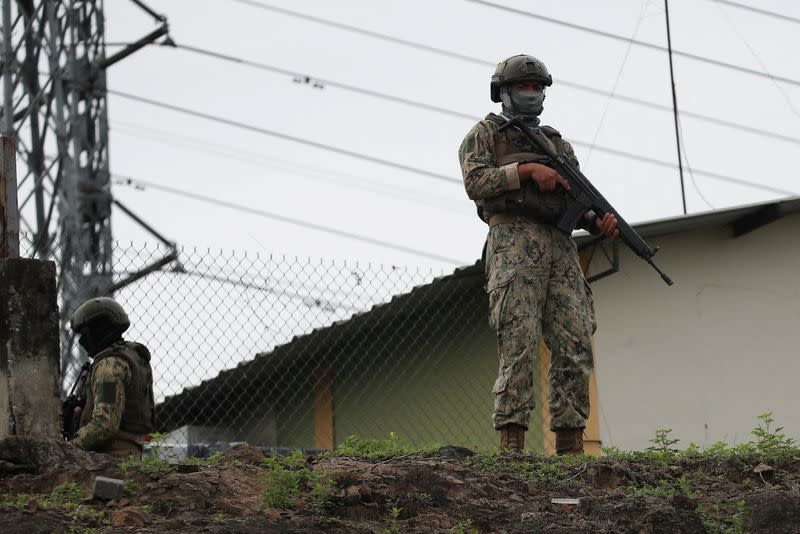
top-left (19, 235), bottom-right (554, 455)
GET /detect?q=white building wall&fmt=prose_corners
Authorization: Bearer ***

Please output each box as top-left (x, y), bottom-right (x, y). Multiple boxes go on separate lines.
top-left (592, 213), bottom-right (800, 451)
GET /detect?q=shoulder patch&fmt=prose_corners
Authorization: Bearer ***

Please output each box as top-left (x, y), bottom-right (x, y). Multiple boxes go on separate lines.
top-left (540, 125), bottom-right (562, 138)
top-left (97, 381), bottom-right (118, 403)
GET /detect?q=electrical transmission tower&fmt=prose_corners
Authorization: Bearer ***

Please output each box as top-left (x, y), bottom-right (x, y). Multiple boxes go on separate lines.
top-left (1, 0), bottom-right (177, 381)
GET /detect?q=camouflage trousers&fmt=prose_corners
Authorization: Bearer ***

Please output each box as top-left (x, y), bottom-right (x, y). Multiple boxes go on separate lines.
top-left (485, 220), bottom-right (596, 431)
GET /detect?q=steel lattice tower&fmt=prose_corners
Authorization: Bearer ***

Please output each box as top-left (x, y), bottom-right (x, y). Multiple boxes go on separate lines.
top-left (1, 0), bottom-right (173, 380)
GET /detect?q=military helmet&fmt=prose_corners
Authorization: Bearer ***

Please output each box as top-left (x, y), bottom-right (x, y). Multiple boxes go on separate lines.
top-left (70, 297), bottom-right (130, 334)
top-left (491, 54), bottom-right (553, 103)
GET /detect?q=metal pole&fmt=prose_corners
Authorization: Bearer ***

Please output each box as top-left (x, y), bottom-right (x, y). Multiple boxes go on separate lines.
top-left (664, 0), bottom-right (687, 214)
top-left (1, 0), bottom-right (18, 257)
top-left (2, 0), bottom-right (14, 136)
top-left (1, 136), bottom-right (20, 258)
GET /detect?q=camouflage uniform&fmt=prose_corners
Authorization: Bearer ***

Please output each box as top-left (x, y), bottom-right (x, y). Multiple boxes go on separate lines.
top-left (72, 341), bottom-right (155, 458)
top-left (459, 115), bottom-right (596, 432)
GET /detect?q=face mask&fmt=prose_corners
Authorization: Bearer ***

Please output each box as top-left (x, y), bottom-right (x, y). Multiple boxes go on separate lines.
top-left (78, 332), bottom-right (101, 356)
top-left (500, 86), bottom-right (546, 117)
top-left (77, 326), bottom-right (124, 357)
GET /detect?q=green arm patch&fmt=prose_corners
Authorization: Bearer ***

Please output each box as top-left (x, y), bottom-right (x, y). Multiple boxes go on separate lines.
top-left (97, 382), bottom-right (118, 404)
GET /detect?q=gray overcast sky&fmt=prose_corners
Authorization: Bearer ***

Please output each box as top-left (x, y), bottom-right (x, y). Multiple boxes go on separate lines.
top-left (102, 0), bottom-right (800, 269)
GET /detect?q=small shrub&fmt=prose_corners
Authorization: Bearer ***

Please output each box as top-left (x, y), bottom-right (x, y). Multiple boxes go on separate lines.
top-left (260, 451), bottom-right (333, 510)
top-left (385, 506), bottom-right (402, 534)
top-left (750, 412), bottom-right (797, 459)
top-left (646, 428), bottom-right (681, 458)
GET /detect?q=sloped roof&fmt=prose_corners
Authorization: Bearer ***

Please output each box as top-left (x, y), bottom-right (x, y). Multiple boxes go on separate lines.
top-left (156, 260), bottom-right (484, 430)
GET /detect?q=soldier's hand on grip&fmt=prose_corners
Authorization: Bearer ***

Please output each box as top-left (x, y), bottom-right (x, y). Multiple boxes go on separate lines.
top-left (519, 162), bottom-right (571, 192)
top-left (595, 212), bottom-right (619, 240)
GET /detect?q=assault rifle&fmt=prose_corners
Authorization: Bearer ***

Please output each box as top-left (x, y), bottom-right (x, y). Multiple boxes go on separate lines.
top-left (62, 361), bottom-right (91, 440)
top-left (498, 116), bottom-right (674, 286)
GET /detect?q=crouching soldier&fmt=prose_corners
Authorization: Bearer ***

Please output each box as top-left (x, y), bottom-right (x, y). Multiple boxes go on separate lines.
top-left (67, 297), bottom-right (155, 459)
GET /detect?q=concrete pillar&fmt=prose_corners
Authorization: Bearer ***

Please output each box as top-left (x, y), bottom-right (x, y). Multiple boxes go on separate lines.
top-left (0, 258), bottom-right (61, 438)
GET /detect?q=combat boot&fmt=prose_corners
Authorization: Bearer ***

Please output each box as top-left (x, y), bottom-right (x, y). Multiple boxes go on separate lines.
top-left (500, 423), bottom-right (525, 451)
top-left (555, 428), bottom-right (584, 456)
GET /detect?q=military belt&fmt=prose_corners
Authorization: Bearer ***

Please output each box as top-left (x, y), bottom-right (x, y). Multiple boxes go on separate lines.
top-left (488, 213), bottom-right (544, 228)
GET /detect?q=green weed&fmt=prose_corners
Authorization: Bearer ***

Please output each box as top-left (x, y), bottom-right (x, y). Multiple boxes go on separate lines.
top-left (604, 414), bottom-right (799, 463)
top-left (121, 433), bottom-right (174, 479)
top-left (751, 412), bottom-right (797, 459)
top-left (647, 428), bottom-right (681, 455)
top-left (47, 482), bottom-right (83, 506)
top-left (676, 475), bottom-right (697, 498)
top-left (452, 518), bottom-right (479, 534)
top-left (260, 451), bottom-right (333, 510)
top-left (700, 499), bottom-right (746, 534)
top-left (0, 492), bottom-right (29, 509)
top-left (465, 451), bottom-right (570, 484)
top-left (411, 491), bottom-right (433, 506)
top-left (385, 506), bottom-right (402, 534)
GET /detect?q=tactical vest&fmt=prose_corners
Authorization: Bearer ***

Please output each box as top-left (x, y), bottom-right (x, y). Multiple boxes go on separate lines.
top-left (80, 340), bottom-right (156, 436)
top-left (479, 113), bottom-right (568, 222)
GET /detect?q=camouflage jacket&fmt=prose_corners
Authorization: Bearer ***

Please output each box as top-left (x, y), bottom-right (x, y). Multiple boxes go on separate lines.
top-left (72, 341), bottom-right (155, 451)
top-left (458, 113), bottom-right (581, 223)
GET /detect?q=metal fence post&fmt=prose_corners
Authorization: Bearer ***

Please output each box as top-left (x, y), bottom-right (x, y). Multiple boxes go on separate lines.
top-left (0, 136), bottom-right (19, 259)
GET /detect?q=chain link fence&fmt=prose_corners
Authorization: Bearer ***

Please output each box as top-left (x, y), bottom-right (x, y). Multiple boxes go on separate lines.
top-left (20, 235), bottom-right (555, 455)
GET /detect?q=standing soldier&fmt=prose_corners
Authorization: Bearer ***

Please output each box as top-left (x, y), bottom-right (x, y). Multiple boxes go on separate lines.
top-left (458, 54), bottom-right (618, 454)
top-left (67, 297), bottom-right (155, 459)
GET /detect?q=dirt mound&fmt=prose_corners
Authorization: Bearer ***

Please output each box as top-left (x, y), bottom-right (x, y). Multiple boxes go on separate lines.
top-left (3, 438), bottom-right (800, 533)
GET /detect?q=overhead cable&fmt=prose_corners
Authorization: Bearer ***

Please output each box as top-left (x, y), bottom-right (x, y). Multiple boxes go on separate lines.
top-left (112, 174), bottom-right (467, 265)
top-left (109, 89), bottom-right (460, 185)
top-left (176, 44), bottom-right (475, 120)
top-left (465, 0), bottom-right (800, 88)
top-left (584, 0), bottom-right (648, 167)
top-left (110, 90), bottom-right (797, 196)
top-left (107, 36), bottom-right (800, 147)
top-left (230, 0), bottom-right (800, 88)
top-left (711, 0), bottom-right (800, 25)
top-left (713, 1), bottom-right (800, 120)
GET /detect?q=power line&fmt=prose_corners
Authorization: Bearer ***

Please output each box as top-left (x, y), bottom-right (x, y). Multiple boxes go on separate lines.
top-left (711, 0), bottom-right (800, 25)
top-left (714, 1), bottom-right (800, 120)
top-left (191, 12), bottom-right (800, 147)
top-left (228, 0), bottom-right (488, 65)
top-left (111, 120), bottom-right (464, 215)
top-left (110, 119), bottom-right (465, 214)
top-left (106, 40), bottom-right (800, 147)
top-left (112, 174), bottom-right (467, 265)
top-left (110, 90), bottom-right (797, 196)
top-left (567, 142), bottom-right (796, 196)
top-left (229, 0), bottom-right (800, 88)
top-left (465, 0), bottom-right (800, 88)
top-left (174, 44), bottom-right (476, 121)
top-left (584, 0), bottom-right (648, 167)
top-left (178, 270), bottom-right (362, 313)
top-left (108, 89), bottom-right (460, 185)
